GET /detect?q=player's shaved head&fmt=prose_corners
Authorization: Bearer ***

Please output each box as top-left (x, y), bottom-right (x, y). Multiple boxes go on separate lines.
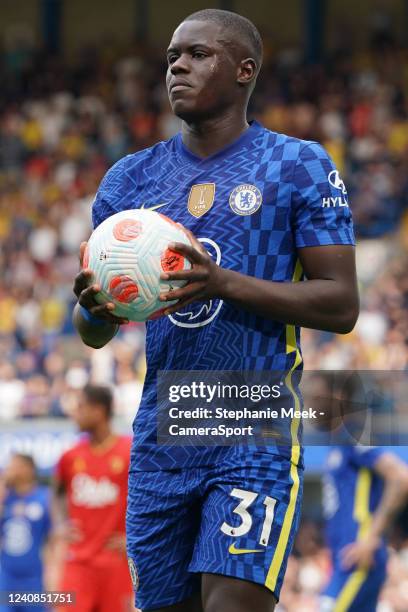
top-left (184, 9), bottom-right (263, 74)
top-left (167, 10), bottom-right (261, 122)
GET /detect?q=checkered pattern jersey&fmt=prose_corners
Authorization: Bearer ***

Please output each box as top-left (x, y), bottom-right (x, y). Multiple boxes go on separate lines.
top-left (92, 121), bottom-right (355, 470)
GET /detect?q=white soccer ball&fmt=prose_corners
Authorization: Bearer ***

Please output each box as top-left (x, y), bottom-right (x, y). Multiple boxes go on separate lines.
top-left (84, 209), bottom-right (192, 322)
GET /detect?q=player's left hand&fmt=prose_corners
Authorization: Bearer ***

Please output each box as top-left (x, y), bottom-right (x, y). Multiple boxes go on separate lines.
top-left (340, 535), bottom-right (381, 569)
top-left (159, 227), bottom-right (226, 314)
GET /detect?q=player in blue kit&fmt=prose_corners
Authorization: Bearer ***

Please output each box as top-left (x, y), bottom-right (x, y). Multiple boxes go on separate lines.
top-left (0, 454), bottom-right (52, 612)
top-left (73, 9), bottom-right (359, 612)
top-left (307, 373), bottom-right (408, 612)
top-left (321, 446), bottom-right (408, 611)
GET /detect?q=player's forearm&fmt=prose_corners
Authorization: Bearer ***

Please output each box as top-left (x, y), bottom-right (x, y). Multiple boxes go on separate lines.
top-left (73, 303), bottom-right (119, 349)
top-left (52, 487), bottom-right (68, 529)
top-left (219, 269), bottom-right (358, 333)
top-left (368, 478), bottom-right (408, 540)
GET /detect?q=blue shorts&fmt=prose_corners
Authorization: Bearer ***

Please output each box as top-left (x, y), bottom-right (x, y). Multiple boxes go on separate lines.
top-left (321, 562), bottom-right (386, 612)
top-left (126, 455), bottom-right (303, 611)
top-left (0, 572), bottom-right (45, 612)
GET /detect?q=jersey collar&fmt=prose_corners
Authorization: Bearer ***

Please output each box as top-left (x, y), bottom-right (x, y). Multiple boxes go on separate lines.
top-left (175, 120), bottom-right (263, 164)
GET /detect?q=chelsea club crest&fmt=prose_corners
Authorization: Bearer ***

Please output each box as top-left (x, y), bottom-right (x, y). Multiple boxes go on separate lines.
top-left (229, 184), bottom-right (262, 216)
top-left (128, 558), bottom-right (139, 591)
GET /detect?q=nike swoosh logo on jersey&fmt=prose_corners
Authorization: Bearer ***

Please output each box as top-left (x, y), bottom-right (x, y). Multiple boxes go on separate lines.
top-left (228, 543), bottom-right (264, 555)
top-left (140, 202), bottom-right (167, 211)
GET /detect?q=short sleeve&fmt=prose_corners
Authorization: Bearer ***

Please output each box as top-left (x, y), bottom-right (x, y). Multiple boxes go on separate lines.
top-left (292, 142), bottom-right (355, 248)
top-left (350, 446), bottom-right (385, 469)
top-left (92, 156), bottom-right (129, 229)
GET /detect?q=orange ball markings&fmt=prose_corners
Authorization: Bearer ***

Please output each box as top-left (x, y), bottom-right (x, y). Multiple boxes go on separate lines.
top-left (109, 275), bottom-right (139, 303)
top-left (161, 248), bottom-right (184, 273)
top-left (113, 219), bottom-right (143, 242)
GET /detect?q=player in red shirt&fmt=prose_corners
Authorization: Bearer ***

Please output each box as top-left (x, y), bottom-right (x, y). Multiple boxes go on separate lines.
top-left (54, 384), bottom-right (134, 612)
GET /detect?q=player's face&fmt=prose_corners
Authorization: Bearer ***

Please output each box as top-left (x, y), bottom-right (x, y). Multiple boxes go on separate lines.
top-left (3, 457), bottom-right (34, 486)
top-left (166, 21), bottom-right (239, 121)
top-left (74, 393), bottom-right (100, 432)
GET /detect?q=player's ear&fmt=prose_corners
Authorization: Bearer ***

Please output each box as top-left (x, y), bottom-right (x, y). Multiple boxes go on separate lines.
top-left (237, 58), bottom-right (257, 86)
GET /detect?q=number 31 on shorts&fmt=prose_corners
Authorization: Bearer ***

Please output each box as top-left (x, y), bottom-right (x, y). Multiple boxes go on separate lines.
top-left (220, 488), bottom-right (277, 547)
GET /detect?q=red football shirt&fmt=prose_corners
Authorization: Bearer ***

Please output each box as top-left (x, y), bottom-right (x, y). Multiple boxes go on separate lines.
top-left (56, 435), bottom-right (131, 564)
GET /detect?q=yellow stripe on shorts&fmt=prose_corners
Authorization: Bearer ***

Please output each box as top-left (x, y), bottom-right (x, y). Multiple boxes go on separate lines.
top-left (265, 259), bottom-right (303, 592)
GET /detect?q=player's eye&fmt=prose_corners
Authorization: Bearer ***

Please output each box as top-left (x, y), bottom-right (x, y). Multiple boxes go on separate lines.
top-left (167, 55), bottom-right (179, 64)
top-left (192, 52), bottom-right (207, 59)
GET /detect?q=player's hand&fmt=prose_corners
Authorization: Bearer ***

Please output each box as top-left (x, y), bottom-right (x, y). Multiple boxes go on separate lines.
top-left (105, 533), bottom-right (127, 554)
top-left (56, 519), bottom-right (83, 543)
top-left (73, 241), bottom-right (129, 325)
top-left (158, 228), bottom-right (226, 314)
top-left (340, 535), bottom-right (381, 569)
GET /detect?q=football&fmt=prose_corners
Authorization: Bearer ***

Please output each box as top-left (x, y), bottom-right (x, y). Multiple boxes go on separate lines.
top-left (83, 209), bottom-right (192, 321)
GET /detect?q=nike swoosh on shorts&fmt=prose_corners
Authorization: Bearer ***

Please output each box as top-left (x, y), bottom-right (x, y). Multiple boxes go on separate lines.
top-left (228, 542), bottom-right (264, 555)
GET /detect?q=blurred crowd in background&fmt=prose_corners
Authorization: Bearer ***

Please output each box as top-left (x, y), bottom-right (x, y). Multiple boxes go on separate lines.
top-left (1, 29), bottom-right (408, 422)
top-left (0, 17), bottom-right (408, 612)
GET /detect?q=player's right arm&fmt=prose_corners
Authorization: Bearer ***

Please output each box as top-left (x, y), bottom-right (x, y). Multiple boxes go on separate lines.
top-left (73, 157), bottom-right (131, 349)
top-left (45, 477), bottom-right (77, 590)
top-left (51, 473), bottom-right (83, 545)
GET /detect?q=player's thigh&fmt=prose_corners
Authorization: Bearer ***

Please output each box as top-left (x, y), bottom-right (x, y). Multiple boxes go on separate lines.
top-left (189, 457), bottom-right (304, 607)
top-left (202, 573), bottom-right (276, 612)
top-left (126, 469), bottom-right (202, 611)
top-left (58, 562), bottom-right (97, 612)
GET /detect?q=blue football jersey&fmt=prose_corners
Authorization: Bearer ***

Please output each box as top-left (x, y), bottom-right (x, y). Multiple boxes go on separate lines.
top-left (92, 121), bottom-right (355, 470)
top-left (0, 485), bottom-right (51, 577)
top-left (322, 446), bottom-right (387, 563)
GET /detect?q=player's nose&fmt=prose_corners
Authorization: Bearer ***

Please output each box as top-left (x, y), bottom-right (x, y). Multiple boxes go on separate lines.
top-left (170, 54), bottom-right (190, 74)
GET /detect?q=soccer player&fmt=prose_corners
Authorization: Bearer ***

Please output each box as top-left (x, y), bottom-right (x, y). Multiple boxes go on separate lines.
top-left (309, 374), bottom-right (408, 611)
top-left (321, 445), bottom-right (408, 611)
top-left (72, 9), bottom-right (359, 612)
top-left (0, 454), bottom-right (52, 612)
top-left (54, 384), bottom-right (133, 612)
